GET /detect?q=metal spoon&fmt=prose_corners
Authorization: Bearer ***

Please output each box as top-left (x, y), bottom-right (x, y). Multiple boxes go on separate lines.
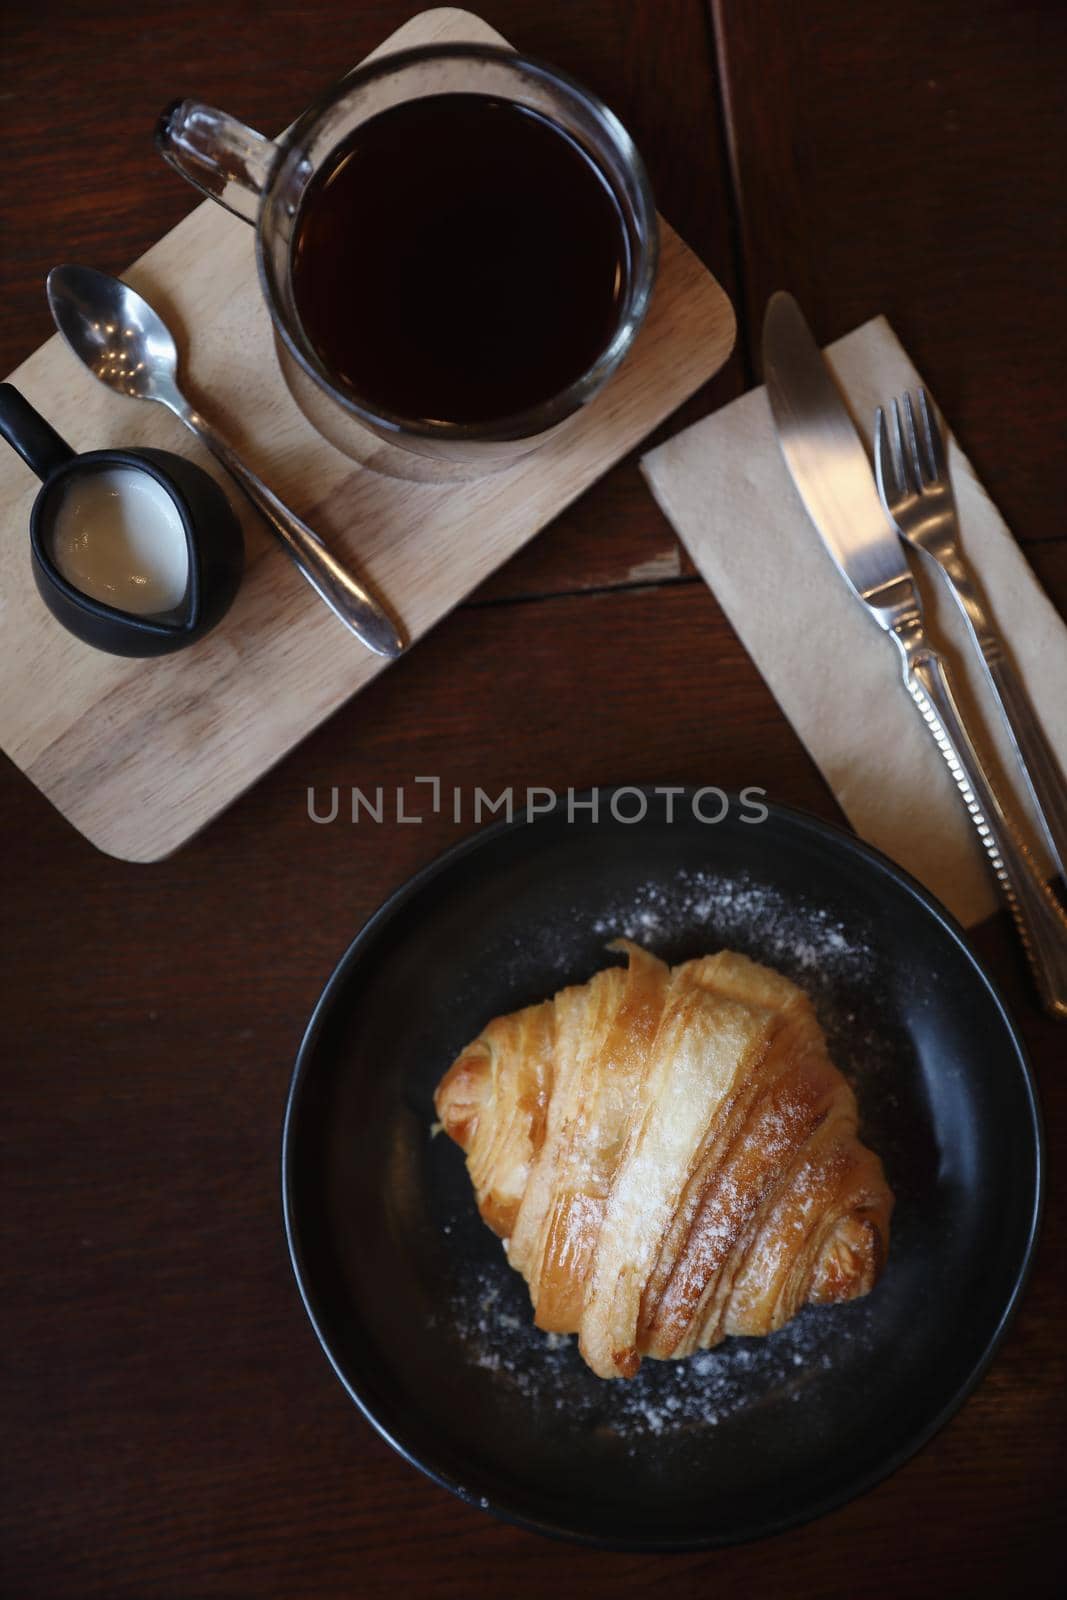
top-left (46, 264), bottom-right (405, 657)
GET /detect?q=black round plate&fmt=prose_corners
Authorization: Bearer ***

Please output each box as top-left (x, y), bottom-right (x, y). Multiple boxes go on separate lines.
top-left (282, 792), bottom-right (1042, 1549)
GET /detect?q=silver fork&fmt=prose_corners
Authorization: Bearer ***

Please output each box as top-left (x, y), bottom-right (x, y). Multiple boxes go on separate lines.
top-left (875, 388), bottom-right (1067, 885)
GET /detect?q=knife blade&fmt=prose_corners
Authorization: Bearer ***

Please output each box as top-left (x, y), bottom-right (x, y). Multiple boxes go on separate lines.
top-left (762, 291), bottom-right (916, 629)
top-left (760, 289), bottom-right (1067, 1017)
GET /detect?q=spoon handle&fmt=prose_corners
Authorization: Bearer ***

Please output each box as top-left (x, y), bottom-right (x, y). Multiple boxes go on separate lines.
top-left (171, 400), bottom-right (405, 657)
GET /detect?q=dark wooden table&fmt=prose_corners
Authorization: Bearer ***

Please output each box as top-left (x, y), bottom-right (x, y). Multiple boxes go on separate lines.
top-left (3, 3), bottom-right (1064, 1595)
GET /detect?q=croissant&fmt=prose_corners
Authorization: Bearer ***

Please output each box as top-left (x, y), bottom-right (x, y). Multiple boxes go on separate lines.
top-left (434, 941), bottom-right (893, 1379)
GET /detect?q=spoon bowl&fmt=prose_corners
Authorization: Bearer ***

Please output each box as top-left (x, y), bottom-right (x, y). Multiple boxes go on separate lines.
top-left (47, 265), bottom-right (180, 405)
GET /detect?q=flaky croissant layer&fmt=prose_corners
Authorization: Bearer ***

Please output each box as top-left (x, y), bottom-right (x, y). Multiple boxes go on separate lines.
top-left (435, 942), bottom-right (893, 1380)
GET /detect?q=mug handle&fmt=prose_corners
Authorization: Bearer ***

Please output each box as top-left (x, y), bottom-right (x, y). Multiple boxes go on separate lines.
top-left (155, 101), bottom-right (279, 224)
top-left (0, 384), bottom-right (76, 481)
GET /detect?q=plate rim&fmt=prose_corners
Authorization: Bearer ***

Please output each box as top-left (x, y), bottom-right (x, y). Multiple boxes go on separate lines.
top-left (281, 789), bottom-right (1045, 1549)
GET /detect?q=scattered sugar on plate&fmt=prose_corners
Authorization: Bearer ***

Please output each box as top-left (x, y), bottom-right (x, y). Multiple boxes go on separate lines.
top-left (444, 1260), bottom-right (876, 1447)
top-left (589, 867), bottom-right (873, 984)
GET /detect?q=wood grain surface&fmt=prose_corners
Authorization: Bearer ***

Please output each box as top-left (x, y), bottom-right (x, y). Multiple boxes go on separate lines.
top-left (2, 2), bottom-right (1064, 1597)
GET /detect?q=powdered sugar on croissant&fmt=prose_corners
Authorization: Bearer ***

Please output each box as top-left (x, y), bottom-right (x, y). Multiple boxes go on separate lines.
top-left (434, 941), bottom-right (893, 1380)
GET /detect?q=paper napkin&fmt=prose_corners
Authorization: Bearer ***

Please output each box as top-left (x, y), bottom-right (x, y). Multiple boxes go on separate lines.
top-left (641, 316), bottom-right (1067, 927)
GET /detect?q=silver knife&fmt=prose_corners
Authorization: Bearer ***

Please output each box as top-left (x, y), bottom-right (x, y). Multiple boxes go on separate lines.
top-left (762, 290), bottom-right (1067, 1018)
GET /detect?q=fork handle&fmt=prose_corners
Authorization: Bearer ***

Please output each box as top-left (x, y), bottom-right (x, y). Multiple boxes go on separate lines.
top-left (890, 620), bottom-right (1067, 1019)
top-left (935, 549), bottom-right (1067, 883)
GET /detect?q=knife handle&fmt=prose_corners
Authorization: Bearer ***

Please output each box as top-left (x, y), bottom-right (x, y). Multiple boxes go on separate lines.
top-left (891, 623), bottom-right (1067, 1019)
top-left (927, 545), bottom-right (1067, 884)
top-left (987, 651), bottom-right (1067, 884)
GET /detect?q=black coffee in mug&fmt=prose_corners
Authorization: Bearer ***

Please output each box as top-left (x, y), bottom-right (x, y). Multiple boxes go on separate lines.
top-left (290, 93), bottom-right (631, 426)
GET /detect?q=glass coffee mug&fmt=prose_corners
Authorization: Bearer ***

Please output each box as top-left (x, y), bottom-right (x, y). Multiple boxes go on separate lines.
top-left (157, 44), bottom-right (658, 480)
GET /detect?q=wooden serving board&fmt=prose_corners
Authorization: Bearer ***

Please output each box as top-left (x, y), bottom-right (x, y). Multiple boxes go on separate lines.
top-left (0, 7), bottom-right (734, 862)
